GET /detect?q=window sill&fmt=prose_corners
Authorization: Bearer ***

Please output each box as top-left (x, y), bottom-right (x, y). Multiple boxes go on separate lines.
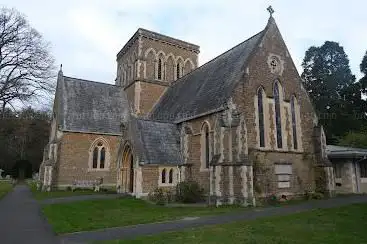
top-left (159, 183), bottom-right (175, 187)
top-left (87, 168), bottom-right (110, 172)
top-left (254, 147), bottom-right (304, 154)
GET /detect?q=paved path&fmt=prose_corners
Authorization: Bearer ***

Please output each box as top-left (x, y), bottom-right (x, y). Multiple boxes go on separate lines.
top-left (59, 195), bottom-right (367, 243)
top-left (2, 186), bottom-right (367, 244)
top-left (0, 185), bottom-right (60, 244)
top-left (41, 193), bottom-right (124, 205)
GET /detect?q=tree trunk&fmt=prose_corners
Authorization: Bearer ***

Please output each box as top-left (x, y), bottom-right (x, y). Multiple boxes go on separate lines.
top-left (1, 101), bottom-right (6, 119)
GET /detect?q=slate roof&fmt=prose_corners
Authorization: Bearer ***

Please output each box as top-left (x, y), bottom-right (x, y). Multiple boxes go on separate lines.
top-left (327, 145), bottom-right (367, 159)
top-left (130, 118), bottom-right (182, 165)
top-left (150, 30), bottom-right (264, 123)
top-left (58, 75), bottom-right (130, 134)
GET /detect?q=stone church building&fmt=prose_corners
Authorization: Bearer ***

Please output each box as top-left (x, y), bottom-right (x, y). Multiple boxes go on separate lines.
top-left (39, 16), bottom-right (336, 205)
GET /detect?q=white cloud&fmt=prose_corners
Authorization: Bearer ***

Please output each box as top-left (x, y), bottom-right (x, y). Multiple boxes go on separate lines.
top-left (1, 0), bottom-right (366, 85)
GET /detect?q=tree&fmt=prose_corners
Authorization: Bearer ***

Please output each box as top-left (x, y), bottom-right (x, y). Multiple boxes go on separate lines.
top-left (338, 131), bottom-right (367, 149)
top-left (301, 41), bottom-right (360, 143)
top-left (0, 107), bottom-right (50, 177)
top-left (360, 51), bottom-right (367, 97)
top-left (0, 7), bottom-right (55, 118)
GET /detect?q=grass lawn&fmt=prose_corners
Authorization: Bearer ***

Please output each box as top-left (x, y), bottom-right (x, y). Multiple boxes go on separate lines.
top-left (0, 181), bottom-right (13, 199)
top-left (105, 203), bottom-right (367, 244)
top-left (42, 197), bottom-right (245, 233)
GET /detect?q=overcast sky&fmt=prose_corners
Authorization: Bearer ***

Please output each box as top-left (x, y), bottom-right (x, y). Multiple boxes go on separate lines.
top-left (1, 0), bottom-right (366, 84)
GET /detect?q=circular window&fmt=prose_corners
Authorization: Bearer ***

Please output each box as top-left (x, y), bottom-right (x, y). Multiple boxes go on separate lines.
top-left (268, 55), bottom-right (282, 74)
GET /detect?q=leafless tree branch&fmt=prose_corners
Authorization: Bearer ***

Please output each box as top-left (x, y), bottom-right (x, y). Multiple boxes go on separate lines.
top-left (0, 7), bottom-right (56, 118)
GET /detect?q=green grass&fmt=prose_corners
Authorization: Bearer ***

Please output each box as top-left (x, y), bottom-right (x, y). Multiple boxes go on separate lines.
top-left (104, 203), bottom-right (367, 244)
top-left (42, 197), bottom-right (245, 233)
top-left (0, 181), bottom-right (13, 199)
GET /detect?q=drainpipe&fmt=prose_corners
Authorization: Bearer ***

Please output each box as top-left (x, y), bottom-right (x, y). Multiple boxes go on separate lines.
top-left (208, 164), bottom-right (211, 206)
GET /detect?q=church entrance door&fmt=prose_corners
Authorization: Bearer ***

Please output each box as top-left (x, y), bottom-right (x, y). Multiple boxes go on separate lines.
top-left (121, 146), bottom-right (134, 193)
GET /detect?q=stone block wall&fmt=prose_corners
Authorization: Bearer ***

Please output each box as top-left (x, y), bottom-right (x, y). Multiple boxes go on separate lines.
top-left (251, 150), bottom-right (314, 198)
top-left (142, 165), bottom-right (159, 194)
top-left (138, 82), bottom-right (168, 115)
top-left (55, 132), bottom-right (120, 188)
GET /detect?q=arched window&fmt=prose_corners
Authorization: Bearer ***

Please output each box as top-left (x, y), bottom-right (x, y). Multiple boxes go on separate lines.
top-left (92, 148), bottom-right (98, 168)
top-left (168, 169), bottom-right (173, 183)
top-left (89, 139), bottom-right (109, 170)
top-left (257, 88), bottom-right (265, 147)
top-left (274, 81), bottom-right (283, 148)
top-left (161, 168), bottom-right (166, 183)
top-left (176, 63), bottom-right (181, 79)
top-left (157, 58), bottom-right (163, 80)
top-left (100, 147), bottom-right (105, 168)
top-left (291, 96), bottom-right (298, 150)
top-left (201, 123), bottom-right (210, 169)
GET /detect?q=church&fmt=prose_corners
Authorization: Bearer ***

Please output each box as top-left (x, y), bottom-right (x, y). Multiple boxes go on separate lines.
top-left (39, 14), bottom-right (340, 205)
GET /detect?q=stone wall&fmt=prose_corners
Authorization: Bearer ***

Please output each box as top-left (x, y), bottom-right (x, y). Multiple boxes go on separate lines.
top-left (177, 114), bottom-right (217, 194)
top-left (55, 132), bottom-right (120, 188)
top-left (229, 19), bottom-right (318, 198)
top-left (137, 82), bottom-right (168, 115)
top-left (117, 30), bottom-right (199, 117)
top-left (116, 37), bottom-right (139, 87)
top-left (142, 165), bottom-right (159, 194)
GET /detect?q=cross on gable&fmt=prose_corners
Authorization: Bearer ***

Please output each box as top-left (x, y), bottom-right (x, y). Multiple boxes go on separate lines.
top-left (267, 5), bottom-right (274, 16)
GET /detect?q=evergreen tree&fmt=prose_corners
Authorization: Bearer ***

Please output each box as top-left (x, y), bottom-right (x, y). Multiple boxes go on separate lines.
top-left (360, 51), bottom-right (367, 97)
top-left (301, 41), bottom-right (358, 143)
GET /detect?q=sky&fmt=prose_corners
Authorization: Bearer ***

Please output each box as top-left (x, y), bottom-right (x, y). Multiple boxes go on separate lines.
top-left (1, 0), bottom-right (366, 85)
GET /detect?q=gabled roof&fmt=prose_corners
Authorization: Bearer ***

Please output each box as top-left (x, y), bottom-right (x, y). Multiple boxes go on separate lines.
top-left (149, 29), bottom-right (265, 123)
top-left (327, 145), bottom-right (367, 159)
top-left (129, 118), bottom-right (182, 165)
top-left (58, 75), bottom-right (130, 135)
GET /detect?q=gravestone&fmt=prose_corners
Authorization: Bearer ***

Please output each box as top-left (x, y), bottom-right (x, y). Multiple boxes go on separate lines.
top-left (5, 175), bottom-right (11, 180)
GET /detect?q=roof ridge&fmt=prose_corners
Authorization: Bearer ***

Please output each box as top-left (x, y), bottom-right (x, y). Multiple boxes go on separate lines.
top-left (168, 30), bottom-right (264, 87)
top-left (63, 76), bottom-right (118, 87)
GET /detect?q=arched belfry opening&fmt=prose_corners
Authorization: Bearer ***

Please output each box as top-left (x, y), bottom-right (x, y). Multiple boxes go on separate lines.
top-left (120, 144), bottom-right (134, 193)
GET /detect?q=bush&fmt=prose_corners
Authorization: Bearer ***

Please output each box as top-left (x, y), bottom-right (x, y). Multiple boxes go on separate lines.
top-left (304, 190), bottom-right (313, 200)
top-left (176, 181), bottom-right (204, 203)
top-left (266, 194), bottom-right (279, 206)
top-left (311, 192), bottom-right (324, 199)
top-left (148, 187), bottom-right (174, 205)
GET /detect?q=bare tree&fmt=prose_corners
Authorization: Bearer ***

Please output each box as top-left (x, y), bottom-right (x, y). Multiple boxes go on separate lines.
top-left (0, 7), bottom-right (56, 118)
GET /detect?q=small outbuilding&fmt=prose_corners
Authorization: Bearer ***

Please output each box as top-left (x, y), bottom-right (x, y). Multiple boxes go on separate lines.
top-left (327, 145), bottom-right (367, 194)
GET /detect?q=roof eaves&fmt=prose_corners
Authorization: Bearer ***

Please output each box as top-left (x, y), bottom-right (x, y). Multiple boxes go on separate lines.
top-left (60, 129), bottom-right (122, 136)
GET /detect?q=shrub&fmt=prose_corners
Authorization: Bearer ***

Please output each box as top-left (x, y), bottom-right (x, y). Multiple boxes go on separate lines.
top-left (266, 194), bottom-right (279, 206)
top-left (176, 181), bottom-right (204, 203)
top-left (304, 190), bottom-right (313, 200)
top-left (148, 187), bottom-right (173, 205)
top-left (311, 192), bottom-right (324, 200)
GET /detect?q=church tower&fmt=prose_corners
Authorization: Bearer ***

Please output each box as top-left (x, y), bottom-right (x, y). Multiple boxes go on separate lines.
top-left (115, 29), bottom-right (200, 116)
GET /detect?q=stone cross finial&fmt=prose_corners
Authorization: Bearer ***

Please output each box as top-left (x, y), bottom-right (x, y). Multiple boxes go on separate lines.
top-left (267, 5), bottom-right (274, 16)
